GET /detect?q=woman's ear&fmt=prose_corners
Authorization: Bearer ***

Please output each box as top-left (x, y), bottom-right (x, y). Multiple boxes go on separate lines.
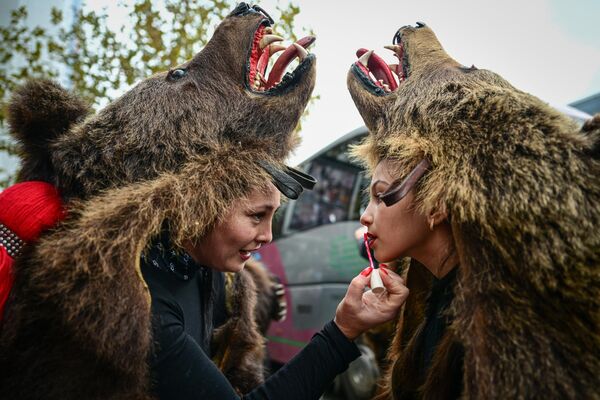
top-left (427, 202), bottom-right (448, 230)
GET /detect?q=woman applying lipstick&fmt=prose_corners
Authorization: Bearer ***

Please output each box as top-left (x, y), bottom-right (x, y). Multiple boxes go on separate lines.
top-left (361, 159), bottom-right (458, 280)
top-left (359, 157), bottom-right (462, 399)
top-left (348, 21), bottom-right (598, 399)
top-left (140, 177), bottom-right (409, 400)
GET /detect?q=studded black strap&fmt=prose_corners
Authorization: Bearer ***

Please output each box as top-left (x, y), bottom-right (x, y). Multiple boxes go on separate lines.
top-left (0, 223), bottom-right (25, 258)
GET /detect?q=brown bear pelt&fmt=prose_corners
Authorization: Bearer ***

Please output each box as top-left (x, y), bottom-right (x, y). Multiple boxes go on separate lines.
top-left (347, 24), bottom-right (599, 399)
top-left (243, 258), bottom-right (286, 336)
top-left (211, 258), bottom-right (286, 394)
top-left (0, 5), bottom-right (315, 400)
top-left (212, 263), bottom-right (264, 394)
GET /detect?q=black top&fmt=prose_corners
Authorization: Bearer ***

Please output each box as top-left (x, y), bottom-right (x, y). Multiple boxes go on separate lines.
top-left (418, 267), bottom-right (463, 398)
top-left (140, 235), bottom-right (361, 400)
top-left (420, 268), bottom-right (458, 372)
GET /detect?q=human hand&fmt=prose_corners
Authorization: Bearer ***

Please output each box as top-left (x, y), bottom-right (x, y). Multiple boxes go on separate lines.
top-left (333, 266), bottom-right (408, 340)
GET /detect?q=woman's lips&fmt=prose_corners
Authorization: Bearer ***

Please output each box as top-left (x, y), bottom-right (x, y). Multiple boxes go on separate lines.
top-left (366, 233), bottom-right (377, 246)
top-left (239, 247), bottom-right (260, 261)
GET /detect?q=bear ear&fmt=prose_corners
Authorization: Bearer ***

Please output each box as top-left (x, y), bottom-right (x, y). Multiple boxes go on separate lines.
top-left (8, 79), bottom-right (91, 181)
top-left (8, 79), bottom-right (91, 150)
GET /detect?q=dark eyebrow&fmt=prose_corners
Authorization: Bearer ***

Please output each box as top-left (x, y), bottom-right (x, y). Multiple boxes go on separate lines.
top-left (266, 202), bottom-right (282, 210)
top-left (249, 204), bottom-right (280, 213)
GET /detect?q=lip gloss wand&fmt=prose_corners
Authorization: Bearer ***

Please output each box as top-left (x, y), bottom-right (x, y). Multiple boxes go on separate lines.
top-left (364, 232), bottom-right (385, 293)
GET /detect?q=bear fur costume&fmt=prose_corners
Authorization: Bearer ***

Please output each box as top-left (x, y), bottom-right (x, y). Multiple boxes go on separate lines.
top-left (0, 3), bottom-right (315, 399)
top-left (347, 24), bottom-right (599, 399)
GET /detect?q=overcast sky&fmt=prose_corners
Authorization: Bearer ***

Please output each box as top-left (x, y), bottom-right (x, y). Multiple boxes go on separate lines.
top-left (75, 0), bottom-right (600, 165)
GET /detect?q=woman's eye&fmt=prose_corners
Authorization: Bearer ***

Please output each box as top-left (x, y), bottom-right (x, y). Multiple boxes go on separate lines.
top-left (252, 213), bottom-right (265, 221)
top-left (373, 192), bottom-right (384, 203)
top-left (170, 68), bottom-right (187, 80)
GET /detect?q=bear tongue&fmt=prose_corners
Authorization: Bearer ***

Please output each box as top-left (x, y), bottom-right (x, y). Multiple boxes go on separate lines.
top-left (266, 35), bottom-right (316, 88)
top-left (356, 48), bottom-right (398, 91)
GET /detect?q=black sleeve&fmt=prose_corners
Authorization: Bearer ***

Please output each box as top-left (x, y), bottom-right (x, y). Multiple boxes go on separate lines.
top-left (151, 302), bottom-right (361, 400)
top-left (245, 320), bottom-right (361, 400)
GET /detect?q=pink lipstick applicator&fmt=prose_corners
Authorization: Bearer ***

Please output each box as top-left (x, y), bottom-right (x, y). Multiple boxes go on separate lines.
top-left (364, 233), bottom-right (385, 293)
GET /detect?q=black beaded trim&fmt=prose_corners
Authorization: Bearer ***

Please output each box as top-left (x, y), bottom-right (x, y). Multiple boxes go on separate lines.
top-left (0, 223), bottom-right (25, 258)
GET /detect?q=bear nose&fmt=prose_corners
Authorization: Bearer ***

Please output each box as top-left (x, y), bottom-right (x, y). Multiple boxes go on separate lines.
top-left (229, 2), bottom-right (250, 17)
top-left (251, 5), bottom-right (274, 24)
top-left (228, 3), bottom-right (274, 25)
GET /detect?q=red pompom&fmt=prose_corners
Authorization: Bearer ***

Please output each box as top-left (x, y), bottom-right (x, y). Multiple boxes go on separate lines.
top-left (0, 247), bottom-right (14, 318)
top-left (0, 181), bottom-right (66, 320)
top-left (0, 181), bottom-right (65, 242)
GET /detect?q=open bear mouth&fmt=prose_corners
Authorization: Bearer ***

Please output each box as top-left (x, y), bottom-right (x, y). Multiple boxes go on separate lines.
top-left (351, 38), bottom-right (410, 95)
top-left (246, 20), bottom-right (316, 93)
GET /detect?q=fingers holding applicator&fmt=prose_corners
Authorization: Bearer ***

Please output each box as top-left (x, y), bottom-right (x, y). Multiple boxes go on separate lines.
top-left (364, 232), bottom-right (384, 293)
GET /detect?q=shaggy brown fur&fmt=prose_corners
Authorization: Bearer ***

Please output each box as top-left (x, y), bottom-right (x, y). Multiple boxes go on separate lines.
top-left (243, 258), bottom-right (285, 335)
top-left (211, 258), bottom-right (285, 394)
top-left (0, 6), bottom-right (315, 400)
top-left (213, 261), bottom-right (263, 394)
top-left (348, 24), bottom-right (600, 399)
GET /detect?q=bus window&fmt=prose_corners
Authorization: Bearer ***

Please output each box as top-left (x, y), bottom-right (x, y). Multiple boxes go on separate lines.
top-left (288, 159), bottom-right (359, 232)
top-left (271, 203), bottom-right (288, 240)
top-left (350, 172), bottom-right (370, 221)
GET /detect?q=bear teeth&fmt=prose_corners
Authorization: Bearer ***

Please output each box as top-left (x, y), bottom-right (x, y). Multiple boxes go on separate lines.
top-left (354, 47), bottom-right (405, 92)
top-left (259, 34), bottom-right (283, 50)
top-left (248, 24), bottom-right (315, 92)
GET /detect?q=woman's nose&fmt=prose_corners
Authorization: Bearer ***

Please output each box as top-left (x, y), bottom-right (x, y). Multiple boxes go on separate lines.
top-left (257, 224), bottom-right (273, 244)
top-left (360, 207), bottom-right (373, 227)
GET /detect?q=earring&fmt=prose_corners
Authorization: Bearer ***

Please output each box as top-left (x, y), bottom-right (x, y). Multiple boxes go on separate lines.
top-left (429, 219), bottom-right (435, 231)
